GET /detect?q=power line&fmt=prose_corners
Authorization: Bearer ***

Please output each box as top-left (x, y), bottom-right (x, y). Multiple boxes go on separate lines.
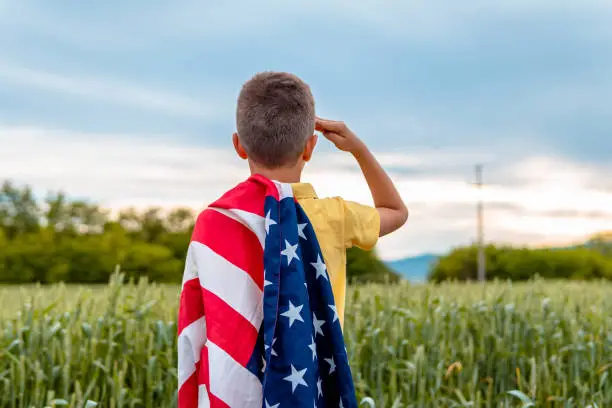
top-left (475, 164), bottom-right (485, 282)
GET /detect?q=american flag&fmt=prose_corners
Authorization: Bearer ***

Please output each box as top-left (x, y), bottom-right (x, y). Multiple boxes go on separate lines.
top-left (178, 174), bottom-right (358, 407)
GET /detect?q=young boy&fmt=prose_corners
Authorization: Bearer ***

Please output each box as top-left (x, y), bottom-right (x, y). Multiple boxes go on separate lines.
top-left (232, 72), bottom-right (408, 328)
top-left (178, 72), bottom-right (407, 408)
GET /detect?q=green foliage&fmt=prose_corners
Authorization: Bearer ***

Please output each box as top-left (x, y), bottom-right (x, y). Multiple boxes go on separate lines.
top-left (0, 180), bottom-right (393, 284)
top-left (2, 277), bottom-right (612, 406)
top-left (347, 247), bottom-right (399, 284)
top-left (429, 243), bottom-right (612, 282)
top-left (587, 231), bottom-right (612, 257)
top-left (0, 180), bottom-right (40, 239)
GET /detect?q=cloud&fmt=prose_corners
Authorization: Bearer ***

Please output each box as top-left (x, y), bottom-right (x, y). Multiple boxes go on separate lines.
top-left (0, 126), bottom-right (243, 207)
top-left (2, 0), bottom-right (611, 162)
top-left (132, 1), bottom-right (612, 45)
top-left (3, 125), bottom-right (612, 260)
top-left (0, 61), bottom-right (219, 119)
top-left (1, 2), bottom-right (611, 260)
top-left (7, 0), bottom-right (612, 52)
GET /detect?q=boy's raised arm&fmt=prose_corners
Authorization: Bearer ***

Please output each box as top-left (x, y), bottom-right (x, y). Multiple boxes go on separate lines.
top-left (315, 117), bottom-right (409, 237)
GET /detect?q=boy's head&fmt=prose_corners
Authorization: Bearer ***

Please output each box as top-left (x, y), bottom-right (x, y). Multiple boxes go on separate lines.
top-left (234, 72), bottom-right (316, 169)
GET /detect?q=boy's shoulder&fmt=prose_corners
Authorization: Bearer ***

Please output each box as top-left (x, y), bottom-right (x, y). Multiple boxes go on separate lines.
top-left (291, 182), bottom-right (348, 212)
top-left (292, 182), bottom-right (380, 250)
top-left (292, 182), bottom-right (376, 211)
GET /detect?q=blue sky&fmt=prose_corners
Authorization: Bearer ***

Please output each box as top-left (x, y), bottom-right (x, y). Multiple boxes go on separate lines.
top-left (1, 1), bottom-right (611, 259)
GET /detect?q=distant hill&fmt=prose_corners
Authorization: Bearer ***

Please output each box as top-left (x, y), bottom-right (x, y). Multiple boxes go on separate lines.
top-left (386, 254), bottom-right (439, 281)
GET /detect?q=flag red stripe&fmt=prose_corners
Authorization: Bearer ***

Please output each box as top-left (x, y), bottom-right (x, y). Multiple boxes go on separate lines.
top-left (178, 370), bottom-right (199, 408)
top-left (192, 210), bottom-right (264, 290)
top-left (178, 175), bottom-right (282, 406)
top-left (178, 278), bottom-right (204, 336)
top-left (198, 345), bottom-right (230, 408)
top-left (209, 390), bottom-right (229, 408)
top-left (203, 289), bottom-right (259, 367)
top-left (210, 177), bottom-right (271, 215)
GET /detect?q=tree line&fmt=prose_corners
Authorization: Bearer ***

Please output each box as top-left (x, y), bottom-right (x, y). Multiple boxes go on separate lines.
top-left (428, 233), bottom-right (612, 282)
top-left (0, 180), bottom-right (397, 284)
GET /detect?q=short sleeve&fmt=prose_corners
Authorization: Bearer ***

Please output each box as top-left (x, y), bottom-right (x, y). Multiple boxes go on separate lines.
top-left (343, 200), bottom-right (380, 250)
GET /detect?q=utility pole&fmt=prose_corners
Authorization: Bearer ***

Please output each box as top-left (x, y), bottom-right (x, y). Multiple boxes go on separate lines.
top-left (475, 164), bottom-right (485, 282)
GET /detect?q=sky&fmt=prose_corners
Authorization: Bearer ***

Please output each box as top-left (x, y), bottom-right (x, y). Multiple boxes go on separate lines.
top-left (1, 1), bottom-right (611, 260)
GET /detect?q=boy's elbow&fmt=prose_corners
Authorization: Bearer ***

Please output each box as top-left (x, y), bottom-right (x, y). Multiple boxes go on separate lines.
top-left (378, 206), bottom-right (408, 237)
top-left (396, 204), bottom-right (409, 228)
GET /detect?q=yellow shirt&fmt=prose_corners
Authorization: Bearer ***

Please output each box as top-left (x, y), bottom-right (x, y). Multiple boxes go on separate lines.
top-left (292, 183), bottom-right (380, 328)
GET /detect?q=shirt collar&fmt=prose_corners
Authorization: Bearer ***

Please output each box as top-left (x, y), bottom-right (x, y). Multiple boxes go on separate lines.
top-left (291, 183), bottom-right (318, 199)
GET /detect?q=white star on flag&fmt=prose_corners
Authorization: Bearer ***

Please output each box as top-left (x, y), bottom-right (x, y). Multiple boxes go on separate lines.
top-left (308, 336), bottom-right (317, 360)
top-left (328, 304), bottom-right (339, 323)
top-left (265, 400), bottom-right (280, 408)
top-left (283, 364), bottom-right (308, 393)
top-left (261, 356), bottom-right (267, 373)
top-left (265, 337), bottom-right (278, 357)
top-left (311, 254), bottom-right (327, 280)
top-left (312, 312), bottom-right (325, 337)
top-left (297, 223), bottom-right (308, 240)
top-left (317, 377), bottom-right (323, 397)
top-left (324, 356), bottom-right (336, 374)
top-left (265, 210), bottom-right (277, 234)
top-left (281, 240), bottom-right (300, 265)
top-left (264, 269), bottom-right (272, 287)
top-left (339, 398), bottom-right (344, 408)
top-left (281, 301), bottom-right (304, 327)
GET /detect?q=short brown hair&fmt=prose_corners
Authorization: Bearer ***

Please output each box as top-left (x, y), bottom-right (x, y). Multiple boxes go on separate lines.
top-left (236, 72), bottom-right (315, 168)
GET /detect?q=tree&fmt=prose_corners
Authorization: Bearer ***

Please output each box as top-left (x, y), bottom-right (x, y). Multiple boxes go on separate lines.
top-left (165, 208), bottom-right (195, 233)
top-left (0, 181), bottom-right (40, 239)
top-left (0, 180), bottom-right (396, 284)
top-left (428, 243), bottom-right (612, 282)
top-left (68, 201), bottom-right (109, 234)
top-left (346, 247), bottom-right (400, 283)
top-left (139, 207), bottom-right (166, 243)
top-left (44, 191), bottom-right (71, 232)
top-left (587, 231), bottom-right (612, 257)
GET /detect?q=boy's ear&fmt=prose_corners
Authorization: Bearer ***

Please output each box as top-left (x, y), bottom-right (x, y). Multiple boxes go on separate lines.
top-left (232, 133), bottom-right (248, 160)
top-left (302, 134), bottom-right (318, 162)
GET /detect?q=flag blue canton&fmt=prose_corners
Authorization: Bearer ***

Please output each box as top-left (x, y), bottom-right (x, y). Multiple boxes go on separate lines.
top-left (248, 193), bottom-right (358, 408)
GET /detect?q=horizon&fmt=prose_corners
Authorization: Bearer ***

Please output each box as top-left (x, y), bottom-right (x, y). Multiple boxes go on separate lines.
top-left (3, 176), bottom-right (609, 262)
top-left (2, 1), bottom-right (612, 260)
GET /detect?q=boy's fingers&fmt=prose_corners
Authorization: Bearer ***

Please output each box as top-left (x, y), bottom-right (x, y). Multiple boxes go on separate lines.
top-left (314, 117), bottom-right (329, 131)
top-left (315, 117), bottom-right (346, 132)
top-left (321, 131), bottom-right (344, 145)
top-left (316, 118), bottom-right (343, 129)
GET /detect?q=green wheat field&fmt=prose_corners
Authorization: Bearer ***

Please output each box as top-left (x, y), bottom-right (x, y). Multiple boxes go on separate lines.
top-left (1, 274), bottom-right (611, 408)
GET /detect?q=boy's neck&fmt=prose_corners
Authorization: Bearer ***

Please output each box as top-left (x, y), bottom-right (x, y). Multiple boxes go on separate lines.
top-left (249, 161), bottom-right (303, 184)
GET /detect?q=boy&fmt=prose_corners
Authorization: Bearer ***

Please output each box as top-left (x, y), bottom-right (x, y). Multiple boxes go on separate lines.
top-left (178, 72), bottom-right (407, 408)
top-left (232, 72), bottom-right (408, 328)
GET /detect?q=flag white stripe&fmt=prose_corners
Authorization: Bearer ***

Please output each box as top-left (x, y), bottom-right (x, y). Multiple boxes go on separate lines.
top-left (207, 341), bottom-right (263, 407)
top-left (181, 244), bottom-right (198, 287)
top-left (190, 241), bottom-right (264, 329)
top-left (198, 385), bottom-right (210, 408)
top-left (177, 316), bottom-right (207, 388)
top-left (274, 181), bottom-right (294, 200)
top-left (208, 207), bottom-right (266, 248)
